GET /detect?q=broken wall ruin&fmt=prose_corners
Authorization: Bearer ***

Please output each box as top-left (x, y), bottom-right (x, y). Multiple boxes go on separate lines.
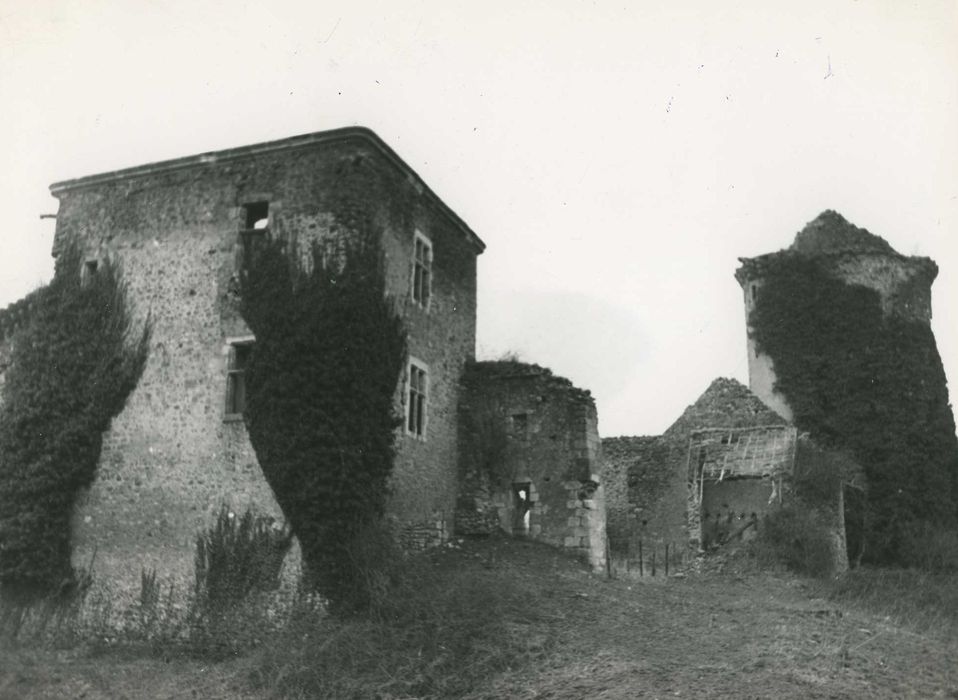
top-left (690, 425), bottom-right (796, 549)
top-left (603, 378), bottom-right (859, 571)
top-left (456, 361), bottom-right (607, 571)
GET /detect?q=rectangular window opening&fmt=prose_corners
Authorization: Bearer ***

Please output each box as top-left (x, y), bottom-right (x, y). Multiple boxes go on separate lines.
top-left (407, 362), bottom-right (428, 438)
top-left (411, 233), bottom-right (432, 308)
top-left (225, 341), bottom-right (253, 418)
top-left (244, 201), bottom-right (270, 230)
top-left (82, 258), bottom-right (100, 285)
top-left (240, 201), bottom-right (270, 275)
top-left (510, 412), bottom-right (529, 438)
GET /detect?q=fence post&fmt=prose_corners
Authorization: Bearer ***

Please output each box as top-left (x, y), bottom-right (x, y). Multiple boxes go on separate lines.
top-left (651, 548), bottom-right (656, 577)
top-left (638, 539), bottom-right (644, 577)
top-left (665, 543), bottom-right (670, 577)
top-left (605, 536), bottom-right (613, 580)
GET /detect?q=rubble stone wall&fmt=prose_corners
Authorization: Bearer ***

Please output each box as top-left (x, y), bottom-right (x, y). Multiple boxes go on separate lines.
top-left (44, 131), bottom-right (480, 603)
top-left (457, 362), bottom-right (607, 570)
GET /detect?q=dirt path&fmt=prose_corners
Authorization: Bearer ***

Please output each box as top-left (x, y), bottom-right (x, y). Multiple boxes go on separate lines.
top-left (2, 539), bottom-right (957, 699)
top-left (486, 564), bottom-right (958, 699)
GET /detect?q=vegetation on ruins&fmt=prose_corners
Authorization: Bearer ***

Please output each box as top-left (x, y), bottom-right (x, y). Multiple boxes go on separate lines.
top-left (0, 243), bottom-right (150, 599)
top-left (188, 506), bottom-right (293, 655)
top-left (749, 255), bottom-right (958, 564)
top-left (240, 155), bottom-right (408, 613)
top-left (754, 505), bottom-right (836, 577)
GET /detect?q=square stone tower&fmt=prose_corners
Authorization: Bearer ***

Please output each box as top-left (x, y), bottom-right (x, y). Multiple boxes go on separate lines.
top-left (42, 127), bottom-right (484, 600)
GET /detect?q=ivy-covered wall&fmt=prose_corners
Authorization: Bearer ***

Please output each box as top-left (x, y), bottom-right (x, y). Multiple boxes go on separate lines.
top-left (0, 245), bottom-right (149, 597)
top-left (737, 211), bottom-right (958, 563)
top-left (45, 128), bottom-right (483, 603)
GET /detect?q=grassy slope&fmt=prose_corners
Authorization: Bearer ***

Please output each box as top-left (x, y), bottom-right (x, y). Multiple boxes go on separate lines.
top-left (2, 536), bottom-right (957, 699)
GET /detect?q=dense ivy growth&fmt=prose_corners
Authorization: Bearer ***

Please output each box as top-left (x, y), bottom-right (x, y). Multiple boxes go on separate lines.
top-left (0, 243), bottom-right (150, 598)
top-left (750, 256), bottom-right (958, 562)
top-left (240, 157), bottom-right (408, 612)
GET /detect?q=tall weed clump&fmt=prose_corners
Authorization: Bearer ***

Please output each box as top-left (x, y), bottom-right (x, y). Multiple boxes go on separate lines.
top-left (254, 540), bottom-right (557, 699)
top-left (896, 522), bottom-right (958, 573)
top-left (825, 568), bottom-right (958, 635)
top-left (754, 505), bottom-right (836, 577)
top-left (190, 506), bottom-right (292, 654)
top-left (0, 243), bottom-right (150, 600)
top-left (240, 156), bottom-right (407, 614)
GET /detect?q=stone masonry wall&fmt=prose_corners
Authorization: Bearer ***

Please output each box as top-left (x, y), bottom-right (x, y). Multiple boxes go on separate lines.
top-left (602, 378), bottom-right (791, 555)
top-left (602, 435), bottom-right (701, 553)
top-left (47, 131), bottom-right (480, 604)
top-left (457, 362), bottom-right (607, 571)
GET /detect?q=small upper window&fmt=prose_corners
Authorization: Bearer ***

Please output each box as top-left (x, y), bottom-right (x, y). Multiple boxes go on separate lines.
top-left (82, 259), bottom-right (99, 285)
top-left (510, 413), bottom-right (529, 439)
top-left (225, 340), bottom-right (253, 418)
top-left (750, 283), bottom-right (759, 303)
top-left (244, 201), bottom-right (270, 230)
top-left (411, 232), bottom-right (432, 308)
top-left (407, 361), bottom-right (428, 438)
top-left (240, 202), bottom-right (270, 274)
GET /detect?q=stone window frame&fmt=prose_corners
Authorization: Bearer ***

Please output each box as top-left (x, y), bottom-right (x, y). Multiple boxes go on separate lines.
top-left (224, 334), bottom-right (255, 422)
top-left (509, 411), bottom-right (531, 440)
top-left (406, 356), bottom-right (428, 439)
top-left (238, 196), bottom-right (275, 276)
top-left (81, 257), bottom-right (100, 285)
top-left (410, 230), bottom-right (433, 310)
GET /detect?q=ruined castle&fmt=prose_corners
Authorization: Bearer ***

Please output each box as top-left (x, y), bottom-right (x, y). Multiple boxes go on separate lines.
top-left (0, 128), bottom-right (607, 604)
top-left (0, 128), bottom-right (952, 598)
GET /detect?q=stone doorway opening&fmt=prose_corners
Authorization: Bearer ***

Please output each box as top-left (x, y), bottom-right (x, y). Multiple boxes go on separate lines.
top-left (512, 482), bottom-right (532, 535)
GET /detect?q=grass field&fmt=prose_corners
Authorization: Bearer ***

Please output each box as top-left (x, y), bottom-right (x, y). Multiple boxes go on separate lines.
top-left (2, 536), bottom-right (957, 699)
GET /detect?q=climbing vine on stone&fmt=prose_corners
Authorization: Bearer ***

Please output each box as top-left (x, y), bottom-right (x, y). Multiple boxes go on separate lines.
top-left (0, 243), bottom-right (150, 599)
top-left (749, 255), bottom-right (958, 563)
top-left (240, 155), bottom-right (408, 614)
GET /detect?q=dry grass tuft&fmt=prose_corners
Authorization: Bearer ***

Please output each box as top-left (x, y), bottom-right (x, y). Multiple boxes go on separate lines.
top-left (252, 536), bottom-right (566, 699)
top-left (823, 567), bottom-right (958, 637)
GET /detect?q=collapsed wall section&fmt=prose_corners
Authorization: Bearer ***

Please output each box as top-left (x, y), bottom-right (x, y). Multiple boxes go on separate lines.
top-left (456, 361), bottom-right (607, 570)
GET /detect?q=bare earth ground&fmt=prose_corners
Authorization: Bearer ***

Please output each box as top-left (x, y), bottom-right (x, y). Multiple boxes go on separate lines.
top-left (2, 537), bottom-right (957, 699)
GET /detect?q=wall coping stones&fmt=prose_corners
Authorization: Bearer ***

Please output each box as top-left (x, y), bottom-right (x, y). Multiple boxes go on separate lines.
top-left (49, 126), bottom-right (486, 255)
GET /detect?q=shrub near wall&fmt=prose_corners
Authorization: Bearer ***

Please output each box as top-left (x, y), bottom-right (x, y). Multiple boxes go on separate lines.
top-left (0, 243), bottom-right (149, 599)
top-left (750, 256), bottom-right (958, 564)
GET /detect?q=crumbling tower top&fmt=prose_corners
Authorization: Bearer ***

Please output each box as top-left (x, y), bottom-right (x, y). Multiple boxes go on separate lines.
top-left (733, 210), bottom-right (940, 420)
top-left (736, 210), bottom-right (938, 323)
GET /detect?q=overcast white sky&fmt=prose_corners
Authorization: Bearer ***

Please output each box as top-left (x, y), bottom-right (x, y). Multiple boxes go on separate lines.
top-left (1, 0), bottom-right (956, 437)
